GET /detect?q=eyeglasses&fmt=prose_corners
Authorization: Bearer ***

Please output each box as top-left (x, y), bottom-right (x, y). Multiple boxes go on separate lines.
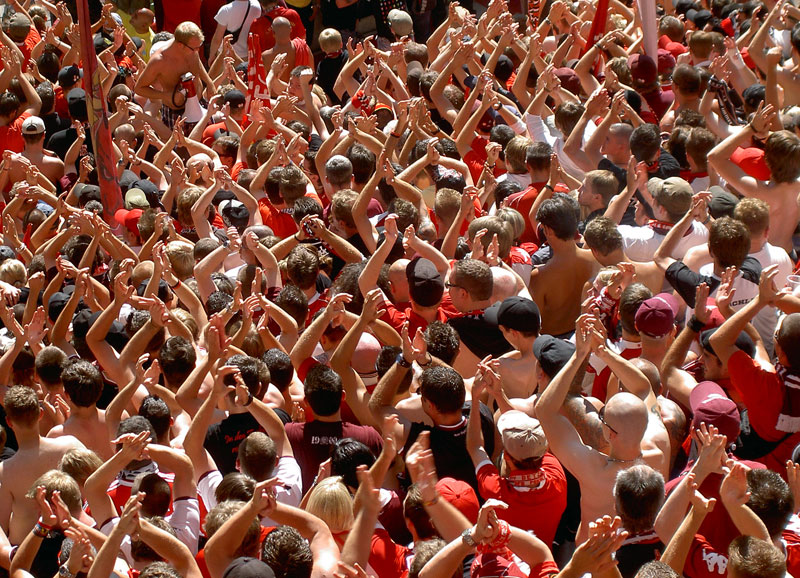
top-left (598, 407), bottom-right (618, 435)
top-left (445, 281), bottom-right (463, 290)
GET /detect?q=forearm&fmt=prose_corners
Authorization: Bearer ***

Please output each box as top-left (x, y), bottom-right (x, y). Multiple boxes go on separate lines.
top-left (368, 364), bottom-right (406, 416)
top-left (660, 509), bottom-right (706, 574)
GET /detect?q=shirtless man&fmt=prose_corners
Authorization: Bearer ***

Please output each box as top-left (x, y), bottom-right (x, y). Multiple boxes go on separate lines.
top-left (536, 316), bottom-right (654, 544)
top-left (46, 360), bottom-right (114, 460)
top-left (0, 386), bottom-right (84, 546)
top-left (7, 116), bottom-right (65, 186)
top-left (262, 18), bottom-right (297, 84)
top-left (134, 21), bottom-right (216, 129)
top-left (530, 194), bottom-right (599, 337)
top-left (708, 103), bottom-right (800, 255)
top-left (494, 296), bottom-right (540, 400)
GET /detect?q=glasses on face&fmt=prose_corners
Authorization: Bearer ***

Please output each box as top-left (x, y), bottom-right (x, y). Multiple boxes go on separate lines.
top-left (445, 281), bottom-right (462, 290)
top-left (598, 407), bottom-right (618, 435)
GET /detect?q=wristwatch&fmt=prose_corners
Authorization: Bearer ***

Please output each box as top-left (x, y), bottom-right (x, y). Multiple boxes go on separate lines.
top-left (59, 565), bottom-right (76, 578)
top-left (395, 353), bottom-right (412, 368)
top-left (461, 528), bottom-right (478, 547)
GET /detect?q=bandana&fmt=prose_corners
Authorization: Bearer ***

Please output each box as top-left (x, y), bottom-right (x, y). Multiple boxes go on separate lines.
top-left (505, 469), bottom-right (546, 490)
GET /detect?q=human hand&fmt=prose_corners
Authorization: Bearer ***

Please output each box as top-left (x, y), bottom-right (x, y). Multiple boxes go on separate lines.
top-left (720, 461), bottom-right (750, 507)
top-left (694, 282), bottom-right (711, 324)
top-left (692, 423), bottom-right (728, 480)
top-left (361, 289), bottom-right (386, 323)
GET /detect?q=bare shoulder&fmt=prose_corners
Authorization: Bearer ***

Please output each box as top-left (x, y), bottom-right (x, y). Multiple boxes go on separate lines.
top-left (47, 434), bottom-right (85, 452)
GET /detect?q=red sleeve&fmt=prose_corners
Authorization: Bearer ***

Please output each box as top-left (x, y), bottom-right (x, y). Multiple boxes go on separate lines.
top-left (728, 350), bottom-right (785, 441)
top-left (379, 298), bottom-right (408, 333)
top-left (476, 462), bottom-right (503, 500)
top-left (289, 10), bottom-right (306, 39)
top-left (530, 560), bottom-right (560, 578)
top-left (684, 535), bottom-right (728, 578)
top-left (369, 529), bottom-right (410, 578)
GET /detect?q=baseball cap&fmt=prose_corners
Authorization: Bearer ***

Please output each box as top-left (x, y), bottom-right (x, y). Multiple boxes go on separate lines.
top-left (213, 189), bottom-right (237, 205)
top-left (72, 310), bottom-right (128, 351)
top-left (485, 296), bottom-right (541, 334)
top-left (689, 8), bottom-right (714, 28)
top-left (708, 186), bottom-right (739, 219)
top-left (8, 13), bottom-right (31, 41)
top-left (675, 0), bottom-right (698, 15)
top-left (133, 179), bottom-right (164, 209)
top-left (76, 184), bottom-right (101, 205)
top-left (406, 257), bottom-right (444, 307)
top-left (67, 88), bottom-right (87, 119)
top-left (699, 327), bottom-right (756, 359)
top-left (628, 53), bottom-right (658, 84)
top-left (48, 292), bottom-right (70, 322)
top-left (114, 208), bottom-right (143, 237)
top-left (471, 552), bottom-right (527, 578)
top-left (373, 103), bottom-right (393, 116)
top-left (58, 65), bottom-right (82, 88)
top-left (647, 177), bottom-right (693, 218)
top-left (533, 335), bottom-right (575, 379)
top-left (554, 67), bottom-right (582, 96)
top-left (635, 293), bottom-right (679, 338)
top-left (124, 188), bottom-right (149, 210)
top-left (21, 116), bottom-right (45, 135)
top-left (731, 147), bottom-right (771, 180)
top-left (223, 557), bottom-right (275, 578)
top-left (497, 410), bottom-right (548, 460)
top-left (220, 199), bottom-right (250, 228)
top-left (0, 246), bottom-right (16, 263)
top-left (93, 33), bottom-right (112, 54)
top-left (689, 380), bottom-right (740, 443)
top-left (224, 89), bottom-right (246, 110)
top-left (387, 9), bottom-right (413, 37)
top-left (436, 477), bottom-right (479, 523)
top-left (657, 48), bottom-right (676, 74)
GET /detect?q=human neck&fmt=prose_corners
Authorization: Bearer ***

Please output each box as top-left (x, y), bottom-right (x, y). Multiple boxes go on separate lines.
top-left (434, 411), bottom-right (464, 427)
top-left (69, 405), bottom-right (99, 420)
top-left (608, 442), bottom-right (642, 462)
top-left (15, 427), bottom-right (42, 448)
top-left (600, 249), bottom-right (626, 266)
top-left (750, 236), bottom-right (766, 253)
top-left (302, 286), bottom-right (317, 299)
top-left (530, 171), bottom-right (549, 183)
top-left (314, 411), bottom-right (342, 423)
top-left (411, 303), bottom-right (440, 321)
top-left (549, 237), bottom-right (577, 254)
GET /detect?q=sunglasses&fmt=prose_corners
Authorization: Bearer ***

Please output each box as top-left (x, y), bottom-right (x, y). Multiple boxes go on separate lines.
top-left (598, 406), bottom-right (618, 435)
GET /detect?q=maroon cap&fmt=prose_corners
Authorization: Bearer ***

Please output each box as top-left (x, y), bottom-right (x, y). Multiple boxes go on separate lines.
top-left (471, 552), bottom-right (527, 578)
top-left (436, 477), bottom-right (479, 524)
top-left (628, 53), bottom-right (658, 84)
top-left (657, 48), bottom-right (676, 74)
top-left (554, 67), bottom-right (582, 96)
top-left (635, 293), bottom-right (679, 338)
top-left (690, 380), bottom-right (740, 443)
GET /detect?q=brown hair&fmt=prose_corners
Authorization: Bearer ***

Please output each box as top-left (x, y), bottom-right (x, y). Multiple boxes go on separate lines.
top-left (765, 130), bottom-right (800, 183)
top-left (733, 198), bottom-right (770, 237)
top-left (709, 217), bottom-right (750, 269)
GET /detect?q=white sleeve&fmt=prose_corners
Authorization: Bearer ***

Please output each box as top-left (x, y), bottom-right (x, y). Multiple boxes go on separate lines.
top-left (197, 470), bottom-right (223, 513)
top-left (525, 114), bottom-right (555, 146)
top-left (214, 4), bottom-right (231, 26)
top-left (273, 456), bottom-right (303, 508)
top-left (99, 518), bottom-right (133, 566)
top-left (168, 498), bottom-right (201, 555)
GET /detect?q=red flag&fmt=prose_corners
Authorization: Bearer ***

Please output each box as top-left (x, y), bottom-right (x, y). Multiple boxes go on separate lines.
top-left (76, 0), bottom-right (122, 225)
top-left (246, 33), bottom-right (270, 113)
top-left (581, 0), bottom-right (610, 56)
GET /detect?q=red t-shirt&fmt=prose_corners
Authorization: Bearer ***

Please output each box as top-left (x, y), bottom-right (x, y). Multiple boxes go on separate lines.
top-left (505, 182), bottom-right (570, 244)
top-left (369, 528), bottom-right (412, 578)
top-left (464, 135), bottom-right (506, 183)
top-left (258, 198), bottom-right (297, 239)
top-left (476, 453), bottom-right (567, 548)
top-left (728, 350), bottom-right (800, 474)
top-left (249, 6), bottom-right (306, 51)
top-left (20, 28), bottom-right (41, 72)
top-left (378, 294), bottom-right (452, 336)
top-left (0, 111), bottom-right (31, 155)
top-left (161, 0), bottom-right (203, 33)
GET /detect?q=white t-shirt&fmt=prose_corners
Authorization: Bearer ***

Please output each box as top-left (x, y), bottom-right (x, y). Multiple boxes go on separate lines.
top-left (524, 113), bottom-right (596, 181)
top-left (618, 221), bottom-right (709, 262)
top-left (214, 0), bottom-right (261, 58)
top-left (750, 242), bottom-right (793, 289)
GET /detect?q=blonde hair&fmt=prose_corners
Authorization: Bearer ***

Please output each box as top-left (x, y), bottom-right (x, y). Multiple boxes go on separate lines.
top-left (26, 470), bottom-right (82, 515)
top-left (174, 22), bottom-right (204, 45)
top-left (0, 259), bottom-right (26, 288)
top-left (305, 477), bottom-right (354, 534)
top-left (176, 185), bottom-right (204, 228)
top-left (319, 29), bottom-right (342, 54)
top-left (505, 136), bottom-right (532, 174)
top-left (59, 448), bottom-right (103, 487)
top-left (171, 308), bottom-right (199, 342)
top-left (166, 241), bottom-right (195, 280)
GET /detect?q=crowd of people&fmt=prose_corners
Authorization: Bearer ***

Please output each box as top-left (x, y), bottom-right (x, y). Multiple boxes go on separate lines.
top-left (2, 0), bottom-right (800, 576)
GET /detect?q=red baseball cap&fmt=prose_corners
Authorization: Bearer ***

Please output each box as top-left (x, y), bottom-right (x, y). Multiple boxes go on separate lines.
top-left (114, 208), bottom-right (143, 237)
top-left (690, 380), bottom-right (740, 443)
top-left (730, 147), bottom-right (771, 181)
top-left (436, 477), bottom-right (479, 524)
top-left (635, 293), bottom-right (679, 338)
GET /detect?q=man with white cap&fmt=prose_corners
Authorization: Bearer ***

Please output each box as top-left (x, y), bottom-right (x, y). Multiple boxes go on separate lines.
top-left (467, 382), bottom-right (567, 549)
top-left (7, 116), bottom-right (64, 188)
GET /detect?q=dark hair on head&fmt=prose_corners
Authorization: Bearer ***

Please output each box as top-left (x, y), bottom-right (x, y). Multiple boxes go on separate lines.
top-left (494, 179), bottom-right (523, 207)
top-left (614, 465), bottom-right (665, 534)
top-left (0, 92), bottom-right (20, 118)
top-left (434, 170), bottom-right (466, 193)
top-left (262, 526), bottom-right (314, 578)
top-left (225, 354), bottom-right (269, 397)
top-left (206, 290), bottom-right (234, 316)
top-left (215, 472), bottom-right (256, 503)
top-left (674, 108), bottom-right (706, 128)
top-left (346, 143), bottom-right (376, 184)
top-left (439, 137), bottom-right (459, 159)
top-left (133, 475), bottom-right (172, 518)
top-left (330, 438), bottom-right (376, 489)
top-left (304, 364), bottom-right (342, 417)
top-left (667, 126), bottom-right (691, 170)
top-left (61, 359), bottom-right (103, 407)
top-left (262, 348), bottom-right (293, 391)
top-left (139, 396), bottom-right (171, 440)
top-left (287, 245), bottom-right (320, 290)
top-left (489, 124), bottom-right (515, 156)
top-left (117, 415), bottom-right (156, 441)
top-left (275, 284), bottom-right (308, 328)
top-left (727, 535), bottom-right (786, 578)
top-left (452, 259), bottom-right (493, 301)
top-left (526, 142), bottom-right (553, 173)
top-left (158, 336), bottom-right (196, 387)
top-left (409, 539), bottom-right (447, 578)
top-left (387, 198), bottom-right (420, 233)
top-left (765, 130), bottom-right (800, 183)
top-left (584, 216), bottom-right (623, 256)
top-left (620, 283), bottom-right (653, 335)
top-left (238, 431), bottom-right (277, 481)
top-left (131, 517), bottom-right (175, 562)
top-left (212, 273), bottom-right (236, 296)
top-left (537, 193), bottom-right (579, 240)
top-left (419, 366), bottom-right (465, 413)
top-left (554, 102), bottom-right (585, 137)
top-left (630, 124), bottom-right (661, 163)
top-left (746, 468), bottom-right (794, 538)
top-left (424, 322), bottom-right (460, 366)
top-left (35, 346), bottom-right (67, 387)
top-left (292, 196), bottom-right (324, 223)
top-left (709, 217), bottom-right (750, 269)
top-left (403, 484), bottom-right (439, 540)
top-left (4, 385), bottom-right (40, 426)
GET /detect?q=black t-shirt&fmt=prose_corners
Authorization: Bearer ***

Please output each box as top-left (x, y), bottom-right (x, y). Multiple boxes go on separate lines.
top-left (402, 401), bottom-right (496, 497)
top-left (204, 412), bottom-right (264, 475)
top-left (616, 533), bottom-right (663, 578)
top-left (48, 127), bottom-right (93, 161)
top-left (320, 0), bottom-right (358, 30)
top-left (597, 158), bottom-right (655, 226)
top-left (42, 112), bottom-right (70, 144)
top-left (316, 52), bottom-right (348, 107)
top-left (448, 310), bottom-right (513, 359)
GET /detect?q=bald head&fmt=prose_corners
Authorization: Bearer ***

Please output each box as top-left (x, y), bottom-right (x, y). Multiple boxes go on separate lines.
top-left (604, 392), bottom-right (649, 449)
top-left (388, 259), bottom-right (410, 303)
top-left (630, 358), bottom-right (661, 398)
top-left (491, 267), bottom-right (517, 303)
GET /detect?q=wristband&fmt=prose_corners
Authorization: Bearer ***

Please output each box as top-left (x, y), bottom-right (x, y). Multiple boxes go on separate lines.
top-left (294, 233), bottom-right (301, 242)
top-left (419, 354), bottom-right (432, 368)
top-left (243, 392), bottom-right (254, 407)
top-left (687, 315), bottom-right (705, 333)
top-left (169, 280), bottom-right (181, 289)
top-left (395, 353), bottom-right (412, 368)
top-left (543, 184), bottom-right (554, 191)
top-left (390, 132), bottom-right (402, 138)
top-left (32, 522), bottom-right (51, 538)
top-left (423, 494), bottom-right (440, 507)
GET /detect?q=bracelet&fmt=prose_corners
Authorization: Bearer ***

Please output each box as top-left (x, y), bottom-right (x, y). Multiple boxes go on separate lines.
top-left (687, 314), bottom-right (705, 333)
top-left (294, 233), bottom-right (301, 242)
top-left (168, 279), bottom-right (180, 289)
top-left (32, 522), bottom-right (51, 538)
top-left (702, 215), bottom-right (711, 225)
top-left (390, 132), bottom-right (401, 138)
top-left (243, 392), bottom-right (254, 407)
top-left (422, 494), bottom-right (439, 507)
top-left (543, 184), bottom-right (554, 191)
top-left (419, 354), bottom-right (432, 368)
top-left (485, 163), bottom-right (496, 169)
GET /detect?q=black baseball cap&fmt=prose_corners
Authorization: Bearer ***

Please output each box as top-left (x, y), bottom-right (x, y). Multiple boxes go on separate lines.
top-left (533, 335), bottom-right (575, 378)
top-left (406, 257), bottom-right (444, 307)
top-left (485, 296), bottom-right (541, 334)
